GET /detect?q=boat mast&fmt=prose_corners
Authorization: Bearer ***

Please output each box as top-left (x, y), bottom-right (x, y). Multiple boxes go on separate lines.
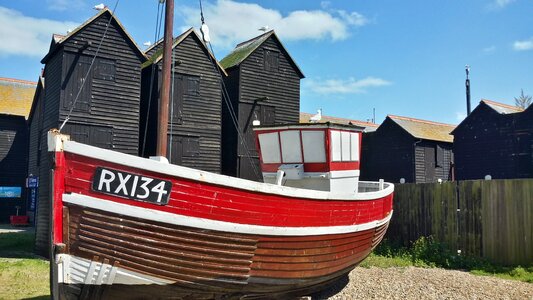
top-left (156, 0), bottom-right (174, 157)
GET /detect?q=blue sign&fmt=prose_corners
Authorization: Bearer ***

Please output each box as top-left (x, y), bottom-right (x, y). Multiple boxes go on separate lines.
top-left (27, 176), bottom-right (39, 188)
top-left (28, 188), bottom-right (37, 211)
top-left (0, 187), bottom-right (22, 198)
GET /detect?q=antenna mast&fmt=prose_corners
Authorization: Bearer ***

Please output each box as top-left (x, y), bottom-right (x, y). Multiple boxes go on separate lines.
top-left (465, 65), bottom-right (471, 115)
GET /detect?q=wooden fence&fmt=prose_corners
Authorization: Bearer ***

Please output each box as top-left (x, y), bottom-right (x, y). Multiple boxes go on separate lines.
top-left (386, 179), bottom-right (533, 266)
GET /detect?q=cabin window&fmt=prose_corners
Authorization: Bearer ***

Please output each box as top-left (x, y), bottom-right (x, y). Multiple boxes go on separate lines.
top-left (94, 58), bottom-right (116, 81)
top-left (331, 131), bottom-right (342, 161)
top-left (264, 49), bottom-right (279, 72)
top-left (350, 132), bottom-right (359, 161)
top-left (330, 130), bottom-right (359, 162)
top-left (280, 130), bottom-right (302, 163)
top-left (258, 132), bottom-right (281, 163)
top-left (302, 131), bottom-right (326, 163)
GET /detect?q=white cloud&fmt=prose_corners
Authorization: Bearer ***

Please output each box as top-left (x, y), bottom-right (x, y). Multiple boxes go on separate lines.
top-left (305, 76), bottom-right (391, 95)
top-left (513, 37), bottom-right (533, 51)
top-left (456, 111), bottom-right (467, 122)
top-left (0, 7), bottom-right (79, 57)
top-left (46, 0), bottom-right (84, 11)
top-left (178, 0), bottom-right (368, 49)
top-left (493, 0), bottom-right (515, 8)
top-left (483, 45), bottom-right (496, 53)
top-left (336, 10), bottom-right (367, 26)
top-left (487, 0), bottom-right (515, 10)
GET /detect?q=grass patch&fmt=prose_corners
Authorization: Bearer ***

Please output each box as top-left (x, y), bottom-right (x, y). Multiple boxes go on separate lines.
top-left (364, 236), bottom-right (533, 283)
top-left (0, 230), bottom-right (50, 299)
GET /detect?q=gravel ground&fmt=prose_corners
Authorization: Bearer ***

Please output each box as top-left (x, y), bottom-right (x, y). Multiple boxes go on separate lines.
top-left (313, 267), bottom-right (533, 300)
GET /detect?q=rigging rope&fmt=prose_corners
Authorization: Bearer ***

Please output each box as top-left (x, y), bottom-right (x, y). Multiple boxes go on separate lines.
top-left (59, 0), bottom-right (121, 132)
top-left (198, 0), bottom-right (261, 178)
top-left (141, 0), bottom-right (166, 156)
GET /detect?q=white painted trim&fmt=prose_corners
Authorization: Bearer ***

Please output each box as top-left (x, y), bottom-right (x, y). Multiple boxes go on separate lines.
top-left (63, 193), bottom-right (393, 236)
top-left (60, 139), bottom-right (394, 201)
top-left (56, 254), bottom-right (173, 285)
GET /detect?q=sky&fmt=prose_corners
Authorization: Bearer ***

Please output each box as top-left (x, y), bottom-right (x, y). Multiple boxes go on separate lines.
top-left (0, 0), bottom-right (531, 125)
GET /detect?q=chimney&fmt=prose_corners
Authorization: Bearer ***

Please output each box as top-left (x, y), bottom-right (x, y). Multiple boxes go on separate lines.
top-left (465, 65), bottom-right (471, 115)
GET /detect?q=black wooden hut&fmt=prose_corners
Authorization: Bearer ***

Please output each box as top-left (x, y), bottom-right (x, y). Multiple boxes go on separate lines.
top-left (30, 9), bottom-right (146, 257)
top-left (140, 28), bottom-right (225, 173)
top-left (0, 77), bottom-right (35, 223)
top-left (361, 115), bottom-right (455, 183)
top-left (452, 99), bottom-right (532, 180)
top-left (219, 30), bottom-right (304, 181)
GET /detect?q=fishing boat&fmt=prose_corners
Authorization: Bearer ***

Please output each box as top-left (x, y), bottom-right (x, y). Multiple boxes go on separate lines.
top-left (49, 121), bottom-right (393, 299)
top-left (48, 1), bottom-right (393, 298)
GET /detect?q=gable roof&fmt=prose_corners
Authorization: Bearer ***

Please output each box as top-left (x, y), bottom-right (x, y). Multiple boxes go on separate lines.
top-left (0, 77), bottom-right (37, 119)
top-left (299, 112), bottom-right (379, 132)
top-left (41, 8), bottom-right (146, 63)
top-left (219, 30), bottom-right (304, 78)
top-left (451, 99), bottom-right (525, 135)
top-left (27, 76), bottom-right (45, 123)
top-left (386, 115), bottom-right (455, 143)
top-left (143, 28), bottom-right (227, 75)
top-left (480, 99), bottom-right (524, 114)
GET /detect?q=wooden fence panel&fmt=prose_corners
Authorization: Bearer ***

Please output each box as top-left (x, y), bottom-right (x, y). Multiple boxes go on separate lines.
top-left (481, 179), bottom-right (533, 265)
top-left (387, 179), bottom-right (533, 266)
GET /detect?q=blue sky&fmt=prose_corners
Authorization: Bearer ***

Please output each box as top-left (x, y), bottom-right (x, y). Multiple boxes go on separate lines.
top-left (1, 0), bottom-right (531, 125)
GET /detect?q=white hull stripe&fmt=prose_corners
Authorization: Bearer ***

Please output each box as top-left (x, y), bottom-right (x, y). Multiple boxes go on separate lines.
top-left (60, 138), bottom-right (394, 201)
top-left (63, 193), bottom-right (393, 236)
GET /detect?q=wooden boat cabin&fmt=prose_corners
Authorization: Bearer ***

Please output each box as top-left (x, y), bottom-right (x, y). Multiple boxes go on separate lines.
top-left (30, 8), bottom-right (146, 257)
top-left (254, 123), bottom-right (364, 193)
top-left (140, 28), bottom-right (225, 173)
top-left (220, 30), bottom-right (304, 181)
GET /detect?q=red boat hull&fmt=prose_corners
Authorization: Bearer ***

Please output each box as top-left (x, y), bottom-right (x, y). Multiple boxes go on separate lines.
top-left (49, 135), bottom-right (393, 299)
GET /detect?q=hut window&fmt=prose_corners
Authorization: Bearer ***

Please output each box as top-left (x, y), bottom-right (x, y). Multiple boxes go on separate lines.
top-left (330, 131), bottom-right (342, 161)
top-left (183, 137), bottom-right (200, 157)
top-left (258, 132), bottom-right (281, 163)
top-left (264, 49), bottom-right (279, 72)
top-left (94, 58), bottom-right (116, 81)
top-left (185, 76), bottom-right (200, 96)
top-left (302, 131), bottom-right (326, 163)
top-left (280, 130), bottom-right (302, 163)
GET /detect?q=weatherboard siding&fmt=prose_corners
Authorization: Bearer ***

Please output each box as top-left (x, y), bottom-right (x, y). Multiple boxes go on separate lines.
top-left (221, 36), bottom-right (301, 180)
top-left (140, 33), bottom-right (222, 173)
top-left (33, 11), bottom-right (145, 257)
top-left (0, 115), bottom-right (28, 223)
top-left (454, 103), bottom-right (533, 180)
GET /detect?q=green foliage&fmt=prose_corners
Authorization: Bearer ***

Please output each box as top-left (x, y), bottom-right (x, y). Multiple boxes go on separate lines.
top-left (368, 237), bottom-right (533, 283)
top-left (514, 89), bottom-right (532, 109)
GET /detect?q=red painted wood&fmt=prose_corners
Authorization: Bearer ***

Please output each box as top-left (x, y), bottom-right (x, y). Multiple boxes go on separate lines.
top-left (62, 152), bottom-right (393, 228)
top-left (53, 151), bottom-right (66, 244)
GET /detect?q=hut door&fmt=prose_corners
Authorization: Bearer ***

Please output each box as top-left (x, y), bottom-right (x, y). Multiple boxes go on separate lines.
top-left (515, 133), bottom-right (532, 178)
top-left (63, 55), bottom-right (92, 112)
top-left (424, 146), bottom-right (436, 182)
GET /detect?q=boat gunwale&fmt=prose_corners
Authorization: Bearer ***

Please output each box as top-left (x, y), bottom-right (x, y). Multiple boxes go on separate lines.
top-left (53, 135), bottom-right (393, 201)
